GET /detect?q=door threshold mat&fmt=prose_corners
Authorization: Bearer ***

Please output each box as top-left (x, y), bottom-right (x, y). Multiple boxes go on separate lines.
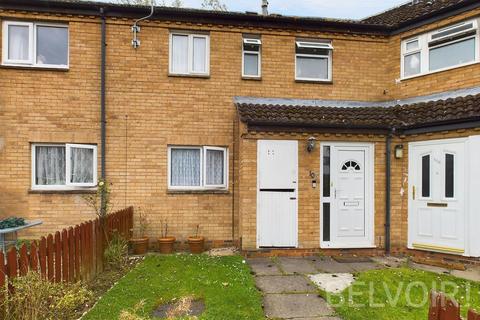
top-left (333, 256), bottom-right (373, 263)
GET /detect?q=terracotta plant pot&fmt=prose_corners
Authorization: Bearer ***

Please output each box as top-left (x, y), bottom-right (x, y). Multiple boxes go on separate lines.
top-left (130, 237), bottom-right (149, 255)
top-left (158, 237), bottom-right (176, 254)
top-left (187, 236), bottom-right (205, 254)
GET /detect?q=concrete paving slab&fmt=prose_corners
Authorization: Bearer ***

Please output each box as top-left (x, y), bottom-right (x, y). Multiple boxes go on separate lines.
top-left (410, 262), bottom-right (450, 275)
top-left (371, 256), bottom-right (407, 268)
top-left (278, 257), bottom-right (318, 274)
top-left (263, 294), bottom-right (334, 319)
top-left (310, 257), bottom-right (355, 273)
top-left (247, 258), bottom-right (283, 276)
top-left (348, 262), bottom-right (382, 272)
top-left (451, 267), bottom-right (480, 282)
top-left (309, 273), bottom-right (355, 294)
top-left (255, 275), bottom-right (317, 294)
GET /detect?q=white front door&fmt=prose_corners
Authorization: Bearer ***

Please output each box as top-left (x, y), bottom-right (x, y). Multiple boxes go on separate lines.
top-left (257, 140), bottom-right (298, 248)
top-left (321, 143), bottom-right (375, 249)
top-left (409, 138), bottom-right (467, 255)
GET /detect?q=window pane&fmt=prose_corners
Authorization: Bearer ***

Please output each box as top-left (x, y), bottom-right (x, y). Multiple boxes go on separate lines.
top-left (296, 56), bottom-right (328, 80)
top-left (421, 155), bottom-right (430, 198)
top-left (323, 146), bottom-right (330, 197)
top-left (244, 52), bottom-right (259, 76)
top-left (429, 38), bottom-right (475, 71)
top-left (70, 147), bottom-right (94, 184)
top-left (406, 40), bottom-right (419, 51)
top-left (323, 203), bottom-right (330, 242)
top-left (8, 25), bottom-right (29, 61)
top-left (35, 146), bottom-right (65, 185)
top-left (206, 149), bottom-right (225, 185)
top-left (36, 26), bottom-right (68, 65)
top-left (192, 36), bottom-right (206, 73)
top-left (404, 52), bottom-right (421, 76)
top-left (170, 148), bottom-right (201, 186)
top-left (445, 154), bottom-right (454, 198)
top-left (171, 35), bottom-right (188, 74)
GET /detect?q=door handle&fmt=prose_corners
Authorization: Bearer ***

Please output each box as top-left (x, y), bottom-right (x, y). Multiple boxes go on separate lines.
top-left (412, 186), bottom-right (416, 200)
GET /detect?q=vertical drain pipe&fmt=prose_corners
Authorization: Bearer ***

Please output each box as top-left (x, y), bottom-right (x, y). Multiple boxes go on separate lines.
top-left (100, 8), bottom-right (107, 213)
top-left (385, 129), bottom-right (393, 255)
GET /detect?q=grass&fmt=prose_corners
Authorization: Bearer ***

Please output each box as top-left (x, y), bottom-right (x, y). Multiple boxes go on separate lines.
top-left (329, 268), bottom-right (480, 320)
top-left (83, 254), bottom-right (264, 320)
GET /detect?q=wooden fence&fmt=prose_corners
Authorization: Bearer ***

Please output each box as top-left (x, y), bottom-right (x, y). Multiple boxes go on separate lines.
top-left (429, 291), bottom-right (480, 320)
top-left (0, 207), bottom-right (133, 289)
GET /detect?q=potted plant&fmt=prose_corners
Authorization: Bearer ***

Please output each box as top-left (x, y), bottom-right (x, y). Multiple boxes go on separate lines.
top-left (158, 219), bottom-right (176, 254)
top-left (129, 206), bottom-right (149, 255)
top-left (187, 224), bottom-right (205, 254)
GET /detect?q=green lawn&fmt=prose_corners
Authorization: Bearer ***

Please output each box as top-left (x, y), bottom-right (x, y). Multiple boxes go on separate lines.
top-left (83, 254), bottom-right (264, 320)
top-left (329, 268), bottom-right (480, 320)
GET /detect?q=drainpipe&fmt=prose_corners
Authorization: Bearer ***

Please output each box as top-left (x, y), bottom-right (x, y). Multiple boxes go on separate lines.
top-left (385, 129), bottom-right (394, 255)
top-left (100, 8), bottom-right (107, 214)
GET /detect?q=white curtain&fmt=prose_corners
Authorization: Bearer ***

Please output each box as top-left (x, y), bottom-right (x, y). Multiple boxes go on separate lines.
top-left (35, 146), bottom-right (65, 185)
top-left (297, 56), bottom-right (328, 79)
top-left (172, 35), bottom-right (189, 74)
top-left (70, 147), bottom-right (94, 183)
top-left (192, 37), bottom-right (206, 73)
top-left (171, 149), bottom-right (201, 186)
top-left (206, 149), bottom-right (224, 185)
top-left (8, 25), bottom-right (29, 61)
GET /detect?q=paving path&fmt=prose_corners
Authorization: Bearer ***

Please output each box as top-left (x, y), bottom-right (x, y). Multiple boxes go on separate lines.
top-left (247, 256), bottom-right (384, 320)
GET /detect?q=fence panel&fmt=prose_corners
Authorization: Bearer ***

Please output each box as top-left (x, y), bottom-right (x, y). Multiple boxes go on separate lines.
top-left (429, 291), bottom-right (480, 320)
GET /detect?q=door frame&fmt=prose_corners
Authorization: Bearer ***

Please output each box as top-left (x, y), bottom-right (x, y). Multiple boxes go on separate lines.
top-left (256, 139), bottom-right (298, 248)
top-left (320, 142), bottom-right (375, 249)
top-left (407, 137), bottom-right (470, 256)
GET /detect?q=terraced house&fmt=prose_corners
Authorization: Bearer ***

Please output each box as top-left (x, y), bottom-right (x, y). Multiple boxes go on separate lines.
top-left (1, 0), bottom-right (480, 263)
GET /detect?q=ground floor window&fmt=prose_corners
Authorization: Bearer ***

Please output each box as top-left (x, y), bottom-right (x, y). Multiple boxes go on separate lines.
top-left (32, 143), bottom-right (97, 190)
top-left (168, 146), bottom-right (227, 190)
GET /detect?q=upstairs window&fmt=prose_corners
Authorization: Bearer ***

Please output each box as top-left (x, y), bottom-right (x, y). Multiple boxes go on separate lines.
top-left (401, 19), bottom-right (479, 78)
top-left (295, 40), bottom-right (333, 82)
top-left (2, 21), bottom-right (69, 68)
top-left (169, 32), bottom-right (210, 76)
top-left (242, 36), bottom-right (261, 78)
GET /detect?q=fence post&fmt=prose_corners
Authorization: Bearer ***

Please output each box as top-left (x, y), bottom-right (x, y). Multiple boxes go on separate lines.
top-left (29, 241), bottom-right (39, 272)
top-left (54, 231), bottom-right (62, 283)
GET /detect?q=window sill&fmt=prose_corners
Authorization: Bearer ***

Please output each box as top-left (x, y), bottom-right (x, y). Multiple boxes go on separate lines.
top-left (295, 79), bottom-right (333, 84)
top-left (242, 76), bottom-right (262, 81)
top-left (168, 73), bottom-right (210, 79)
top-left (167, 189), bottom-right (229, 195)
top-left (29, 188), bottom-right (97, 195)
top-left (0, 64), bottom-right (69, 72)
top-left (400, 60), bottom-right (480, 82)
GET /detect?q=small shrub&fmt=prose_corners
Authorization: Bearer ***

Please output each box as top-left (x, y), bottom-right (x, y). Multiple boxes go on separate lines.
top-left (104, 232), bottom-right (128, 270)
top-left (0, 271), bottom-right (92, 320)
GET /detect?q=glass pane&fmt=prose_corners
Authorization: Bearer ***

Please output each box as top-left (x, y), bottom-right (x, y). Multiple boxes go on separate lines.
top-left (404, 52), bottom-right (421, 77)
top-left (296, 56), bottom-right (328, 80)
top-left (406, 39), bottom-right (419, 51)
top-left (192, 36), bottom-right (206, 73)
top-left (35, 146), bottom-right (66, 185)
top-left (421, 155), bottom-right (430, 198)
top-left (206, 149), bottom-right (225, 185)
top-left (70, 147), bottom-right (94, 183)
top-left (36, 26), bottom-right (68, 65)
top-left (8, 25), bottom-right (29, 61)
top-left (429, 37), bottom-right (475, 71)
top-left (322, 203), bottom-right (330, 242)
top-left (170, 148), bottom-right (201, 187)
top-left (244, 52), bottom-right (259, 76)
top-left (171, 35), bottom-right (188, 74)
top-left (445, 154), bottom-right (454, 198)
top-left (323, 146), bottom-right (330, 197)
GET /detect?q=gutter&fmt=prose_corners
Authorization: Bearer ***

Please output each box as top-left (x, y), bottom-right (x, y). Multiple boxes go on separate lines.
top-left (100, 7), bottom-right (107, 212)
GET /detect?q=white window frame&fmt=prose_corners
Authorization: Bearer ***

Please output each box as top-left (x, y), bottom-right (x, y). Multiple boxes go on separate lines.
top-left (242, 38), bottom-right (261, 78)
top-left (2, 21), bottom-right (69, 69)
top-left (169, 32), bottom-right (210, 76)
top-left (167, 146), bottom-right (228, 190)
top-left (31, 143), bottom-right (97, 190)
top-left (401, 18), bottom-right (479, 80)
top-left (295, 40), bottom-right (333, 82)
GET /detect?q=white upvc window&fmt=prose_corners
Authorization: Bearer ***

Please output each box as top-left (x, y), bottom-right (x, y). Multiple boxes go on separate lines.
top-left (242, 37), bottom-right (261, 78)
top-left (169, 32), bottom-right (210, 76)
top-left (168, 146), bottom-right (228, 190)
top-left (401, 18), bottom-right (479, 79)
top-left (295, 40), bottom-right (333, 82)
top-left (2, 21), bottom-right (69, 68)
top-left (31, 144), bottom-right (97, 190)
